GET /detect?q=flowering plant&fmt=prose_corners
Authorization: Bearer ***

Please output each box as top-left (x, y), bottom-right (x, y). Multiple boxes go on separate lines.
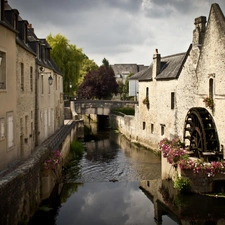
top-left (159, 137), bottom-right (225, 177)
top-left (159, 138), bottom-right (187, 166)
top-left (203, 96), bottom-right (214, 109)
top-left (142, 97), bottom-right (149, 105)
top-left (179, 158), bottom-right (225, 177)
top-left (43, 150), bottom-right (62, 171)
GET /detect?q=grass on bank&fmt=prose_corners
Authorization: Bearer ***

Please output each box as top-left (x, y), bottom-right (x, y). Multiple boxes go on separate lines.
top-left (111, 107), bottom-right (135, 116)
top-left (69, 140), bottom-right (84, 160)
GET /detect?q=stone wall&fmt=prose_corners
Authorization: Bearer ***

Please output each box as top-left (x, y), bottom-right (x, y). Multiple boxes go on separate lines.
top-left (0, 120), bottom-right (83, 225)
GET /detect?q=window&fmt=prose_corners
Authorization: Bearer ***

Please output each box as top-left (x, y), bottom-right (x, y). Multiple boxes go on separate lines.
top-left (0, 118), bottom-right (5, 140)
top-left (0, 0), bottom-right (2, 21)
top-left (55, 75), bottom-right (58, 90)
top-left (20, 118), bottom-right (23, 135)
top-left (171, 92), bottom-right (175, 109)
top-left (48, 108), bottom-right (51, 126)
top-left (41, 75), bottom-right (44, 94)
top-left (209, 78), bottom-right (214, 98)
top-left (48, 79), bottom-right (51, 94)
top-left (30, 66), bottom-right (33, 91)
top-left (0, 51), bottom-right (6, 89)
top-left (20, 63), bottom-right (24, 91)
top-left (25, 115), bottom-right (28, 137)
top-left (13, 14), bottom-right (18, 30)
top-left (30, 122), bottom-right (33, 137)
top-left (151, 123), bottom-right (154, 134)
top-left (7, 113), bottom-right (14, 149)
top-left (160, 124), bottom-right (165, 136)
top-left (146, 87), bottom-right (149, 98)
top-left (143, 122), bottom-right (146, 130)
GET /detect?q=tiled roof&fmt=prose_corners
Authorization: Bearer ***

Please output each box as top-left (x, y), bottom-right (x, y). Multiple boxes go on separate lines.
top-left (155, 52), bottom-right (186, 80)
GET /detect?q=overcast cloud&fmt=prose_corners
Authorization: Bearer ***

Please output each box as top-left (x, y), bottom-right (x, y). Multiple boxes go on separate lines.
top-left (8, 0), bottom-right (225, 66)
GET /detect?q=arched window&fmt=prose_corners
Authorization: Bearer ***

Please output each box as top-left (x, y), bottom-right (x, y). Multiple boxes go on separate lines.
top-left (209, 78), bottom-right (213, 98)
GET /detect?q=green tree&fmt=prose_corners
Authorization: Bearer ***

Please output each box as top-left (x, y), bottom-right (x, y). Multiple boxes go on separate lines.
top-left (102, 57), bottom-right (110, 68)
top-left (117, 80), bottom-right (124, 99)
top-left (47, 34), bottom-right (83, 95)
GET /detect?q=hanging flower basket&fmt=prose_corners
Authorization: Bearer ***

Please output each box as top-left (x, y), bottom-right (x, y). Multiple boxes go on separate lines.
top-left (203, 96), bottom-right (214, 109)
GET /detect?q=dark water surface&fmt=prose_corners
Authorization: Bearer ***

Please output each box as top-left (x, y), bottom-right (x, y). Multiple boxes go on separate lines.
top-left (29, 131), bottom-right (225, 225)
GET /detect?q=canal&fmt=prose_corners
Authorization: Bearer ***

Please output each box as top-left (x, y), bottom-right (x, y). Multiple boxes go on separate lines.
top-left (28, 130), bottom-right (225, 225)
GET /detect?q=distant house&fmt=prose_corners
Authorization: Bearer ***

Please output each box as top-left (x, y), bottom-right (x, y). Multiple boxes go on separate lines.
top-left (111, 63), bottom-right (148, 84)
top-left (129, 3), bottom-right (225, 159)
top-left (0, 0), bottom-right (64, 171)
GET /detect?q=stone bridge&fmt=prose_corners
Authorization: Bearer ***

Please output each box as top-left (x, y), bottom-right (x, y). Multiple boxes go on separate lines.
top-left (71, 100), bottom-right (137, 116)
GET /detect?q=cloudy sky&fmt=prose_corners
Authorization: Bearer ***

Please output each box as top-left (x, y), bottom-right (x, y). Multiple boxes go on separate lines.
top-left (8, 0), bottom-right (225, 66)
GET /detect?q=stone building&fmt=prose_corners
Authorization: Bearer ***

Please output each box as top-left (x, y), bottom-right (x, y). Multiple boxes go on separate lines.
top-left (0, 0), bottom-right (64, 171)
top-left (111, 63), bottom-right (147, 84)
top-left (129, 3), bottom-right (225, 159)
top-left (0, 0), bottom-right (18, 170)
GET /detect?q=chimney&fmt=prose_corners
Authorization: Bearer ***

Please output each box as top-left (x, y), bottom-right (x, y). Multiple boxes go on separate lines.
top-left (192, 16), bottom-right (206, 47)
top-left (152, 49), bottom-right (161, 77)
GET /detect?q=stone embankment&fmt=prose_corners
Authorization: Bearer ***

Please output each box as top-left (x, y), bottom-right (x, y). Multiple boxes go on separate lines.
top-left (0, 120), bottom-right (84, 225)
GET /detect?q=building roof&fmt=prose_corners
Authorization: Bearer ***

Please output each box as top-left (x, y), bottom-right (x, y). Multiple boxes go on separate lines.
top-left (129, 49), bottom-right (190, 82)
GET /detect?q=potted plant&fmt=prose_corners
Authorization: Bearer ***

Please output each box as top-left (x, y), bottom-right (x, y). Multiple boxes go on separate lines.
top-left (203, 96), bottom-right (214, 109)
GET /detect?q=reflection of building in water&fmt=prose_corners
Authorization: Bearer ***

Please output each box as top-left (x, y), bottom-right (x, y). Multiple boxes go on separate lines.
top-left (140, 179), bottom-right (225, 224)
top-left (140, 180), bottom-right (181, 225)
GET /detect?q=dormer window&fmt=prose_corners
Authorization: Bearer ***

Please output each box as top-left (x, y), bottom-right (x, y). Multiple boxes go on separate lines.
top-left (13, 13), bottom-right (18, 30)
top-left (24, 23), bottom-right (27, 43)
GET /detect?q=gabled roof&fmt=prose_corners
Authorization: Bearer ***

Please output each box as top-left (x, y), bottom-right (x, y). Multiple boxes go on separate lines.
top-left (208, 3), bottom-right (225, 36)
top-left (129, 46), bottom-right (191, 82)
top-left (155, 52), bottom-right (186, 80)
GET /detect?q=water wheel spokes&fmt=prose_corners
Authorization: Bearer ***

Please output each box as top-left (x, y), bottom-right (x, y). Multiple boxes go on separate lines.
top-left (183, 107), bottom-right (220, 159)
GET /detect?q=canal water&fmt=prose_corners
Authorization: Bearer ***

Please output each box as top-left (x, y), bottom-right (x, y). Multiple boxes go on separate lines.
top-left (29, 130), bottom-right (225, 225)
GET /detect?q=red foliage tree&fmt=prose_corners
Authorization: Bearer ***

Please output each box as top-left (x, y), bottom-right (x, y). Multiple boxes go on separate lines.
top-left (77, 65), bottom-right (118, 99)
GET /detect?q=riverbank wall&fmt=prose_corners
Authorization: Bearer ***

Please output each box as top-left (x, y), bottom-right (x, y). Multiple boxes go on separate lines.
top-left (0, 120), bottom-right (84, 225)
top-left (109, 114), bottom-right (158, 151)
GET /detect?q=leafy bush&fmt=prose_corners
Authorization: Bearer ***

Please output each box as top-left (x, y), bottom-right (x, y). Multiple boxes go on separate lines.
top-left (174, 175), bottom-right (191, 192)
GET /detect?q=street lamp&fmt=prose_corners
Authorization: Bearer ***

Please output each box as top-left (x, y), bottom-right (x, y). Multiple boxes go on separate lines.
top-left (39, 66), bottom-right (53, 85)
top-left (69, 82), bottom-right (72, 89)
top-left (48, 75), bottom-right (53, 85)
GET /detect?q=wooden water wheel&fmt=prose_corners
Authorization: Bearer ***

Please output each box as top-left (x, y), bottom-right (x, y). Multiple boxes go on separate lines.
top-left (183, 107), bottom-right (220, 159)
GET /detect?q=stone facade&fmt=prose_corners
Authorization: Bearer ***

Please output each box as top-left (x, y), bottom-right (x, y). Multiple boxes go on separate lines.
top-left (0, 1), bottom-right (64, 172)
top-left (128, 3), bottom-right (225, 156)
top-left (16, 44), bottom-right (36, 159)
top-left (0, 1), bottom-right (18, 170)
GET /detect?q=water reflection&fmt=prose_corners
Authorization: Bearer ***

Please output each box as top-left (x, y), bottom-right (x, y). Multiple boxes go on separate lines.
top-left (64, 131), bottom-right (161, 183)
top-left (140, 179), bottom-right (225, 225)
top-left (57, 182), bottom-right (156, 225)
top-left (29, 130), bottom-right (225, 225)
